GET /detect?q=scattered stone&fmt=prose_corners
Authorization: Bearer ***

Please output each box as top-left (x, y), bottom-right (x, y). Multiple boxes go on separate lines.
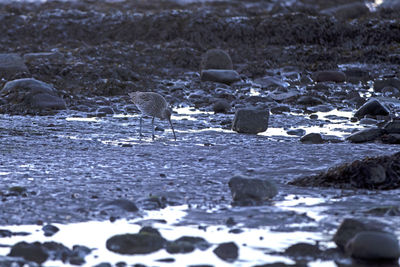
top-left (8, 242), bottom-right (48, 264)
top-left (300, 133), bottom-right (324, 144)
top-left (287, 129), bottom-right (306, 136)
top-left (228, 175), bottom-right (278, 203)
top-left (254, 76), bottom-right (289, 89)
top-left (213, 99), bottom-right (231, 113)
top-left (269, 90), bottom-right (299, 102)
top-left (93, 263), bottom-right (112, 267)
top-left (365, 206), bottom-right (400, 216)
top-left (0, 229), bottom-right (12, 237)
top-left (359, 118), bottom-right (378, 125)
top-left (232, 108), bottom-right (269, 134)
top-left (306, 104), bottom-right (333, 113)
top-left (156, 257), bottom-right (175, 262)
top-left (354, 99), bottom-right (389, 119)
top-left (313, 71), bottom-right (346, 83)
top-left (96, 107), bottom-right (114, 116)
top-left (0, 78), bottom-right (66, 114)
top-left (321, 3), bottom-right (369, 20)
top-left (201, 69), bottom-right (240, 84)
top-left (101, 199), bottom-right (139, 212)
top-left (346, 128), bottom-right (384, 143)
top-left (213, 242), bottom-right (238, 263)
top-left (289, 152), bottom-right (400, 189)
top-left (346, 231), bottom-right (400, 260)
top-left (106, 227), bottom-right (166, 255)
top-left (343, 68), bottom-right (370, 83)
top-left (42, 224), bottom-right (59, 237)
top-left (200, 49), bottom-right (233, 70)
top-left (297, 96), bottom-right (324, 106)
top-left (382, 86), bottom-right (400, 97)
top-left (0, 53), bottom-right (29, 79)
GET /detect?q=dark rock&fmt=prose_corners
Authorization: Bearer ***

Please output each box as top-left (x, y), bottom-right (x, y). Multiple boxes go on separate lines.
top-left (93, 263), bottom-right (112, 267)
top-left (374, 78), bottom-right (400, 92)
top-left (382, 86), bottom-right (400, 97)
top-left (0, 78), bottom-right (66, 114)
top-left (343, 68), bottom-right (370, 83)
top-left (359, 118), bottom-right (378, 125)
top-left (156, 257), bottom-right (175, 262)
top-left (313, 71), bottom-right (346, 83)
top-left (300, 133), bottom-right (324, 144)
top-left (0, 229), bottom-right (12, 237)
top-left (269, 90), bottom-right (299, 102)
top-left (106, 228), bottom-right (166, 255)
top-left (212, 99), bottom-right (231, 113)
top-left (333, 219), bottom-right (388, 250)
top-left (254, 76), bottom-right (289, 89)
top-left (42, 224), bottom-right (59, 237)
top-left (383, 120), bottom-right (400, 134)
top-left (346, 231), bottom-right (400, 260)
top-left (200, 49), bottom-right (233, 70)
top-left (346, 128), bottom-right (385, 143)
top-left (101, 199), bottom-right (139, 212)
top-left (354, 99), bottom-right (390, 119)
top-left (297, 96), bottom-right (324, 106)
top-left (307, 104), bottom-right (334, 113)
top-left (287, 129), bottom-right (306, 136)
top-left (289, 152), bottom-right (400, 189)
top-left (166, 241), bottom-right (195, 254)
top-left (381, 133), bottom-right (400, 144)
top-left (270, 105), bottom-right (290, 114)
top-left (173, 236), bottom-right (210, 251)
top-left (284, 242), bottom-right (322, 257)
top-left (0, 53), bottom-right (29, 79)
top-left (321, 3), bottom-right (369, 20)
top-left (8, 241), bottom-right (48, 264)
top-left (232, 108), bottom-right (269, 134)
top-left (201, 69), bottom-right (240, 84)
top-left (365, 206), bottom-right (400, 216)
top-left (228, 175), bottom-right (278, 202)
top-left (213, 242), bottom-right (238, 263)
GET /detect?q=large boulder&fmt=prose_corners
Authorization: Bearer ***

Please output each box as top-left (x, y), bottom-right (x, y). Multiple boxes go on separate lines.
top-left (232, 108), bottom-right (269, 134)
top-left (346, 128), bottom-right (385, 143)
top-left (0, 78), bottom-right (66, 114)
top-left (200, 49), bottom-right (233, 70)
top-left (0, 53), bottom-right (29, 79)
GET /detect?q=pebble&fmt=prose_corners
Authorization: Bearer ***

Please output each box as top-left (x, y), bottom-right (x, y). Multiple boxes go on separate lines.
top-left (201, 69), bottom-right (240, 84)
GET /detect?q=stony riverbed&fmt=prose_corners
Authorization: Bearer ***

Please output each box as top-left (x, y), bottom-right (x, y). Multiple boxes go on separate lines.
top-left (0, 0), bottom-right (400, 266)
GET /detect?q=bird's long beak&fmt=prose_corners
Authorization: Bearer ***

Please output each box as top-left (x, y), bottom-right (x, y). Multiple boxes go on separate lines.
top-left (168, 118), bottom-right (176, 141)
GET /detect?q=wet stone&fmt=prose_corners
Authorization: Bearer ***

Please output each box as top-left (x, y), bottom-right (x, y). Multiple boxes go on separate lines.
top-left (201, 69), bottom-right (240, 85)
top-left (228, 175), bottom-right (278, 204)
top-left (383, 120), bottom-right (400, 134)
top-left (297, 96), bottom-right (324, 106)
top-left (213, 242), bottom-right (238, 263)
top-left (106, 227), bottom-right (166, 255)
top-left (200, 49), bottom-right (233, 70)
top-left (346, 128), bottom-right (385, 143)
top-left (232, 108), bottom-right (269, 134)
top-left (96, 107), bottom-right (114, 116)
top-left (0, 229), bottom-right (12, 237)
top-left (284, 242), bottom-right (322, 258)
top-left (0, 78), bottom-right (66, 114)
top-left (8, 241), bottom-right (48, 264)
top-left (300, 133), bottom-right (324, 144)
top-left (93, 263), bottom-right (112, 267)
top-left (381, 133), bottom-right (400, 144)
top-left (0, 53), bottom-right (29, 79)
top-left (42, 224), bottom-right (59, 237)
top-left (374, 78), bottom-right (400, 92)
top-left (313, 71), bottom-right (346, 83)
top-left (354, 99), bottom-right (390, 119)
top-left (333, 218), bottom-right (388, 251)
top-left (101, 199), bottom-right (139, 212)
top-left (270, 105), bottom-right (290, 114)
top-left (346, 231), bottom-right (400, 260)
top-left (321, 3), bottom-right (369, 20)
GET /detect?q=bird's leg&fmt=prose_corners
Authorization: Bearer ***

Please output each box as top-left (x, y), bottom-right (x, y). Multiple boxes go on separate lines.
top-left (152, 116), bottom-right (155, 140)
top-left (139, 115), bottom-right (143, 139)
top-left (169, 118), bottom-right (176, 141)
